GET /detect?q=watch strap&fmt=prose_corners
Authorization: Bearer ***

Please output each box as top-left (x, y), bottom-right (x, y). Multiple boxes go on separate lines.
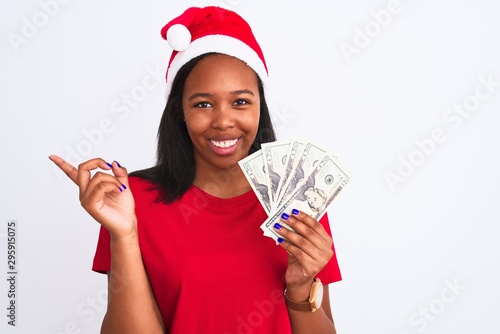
top-left (284, 278), bottom-right (322, 312)
top-left (284, 291), bottom-right (315, 311)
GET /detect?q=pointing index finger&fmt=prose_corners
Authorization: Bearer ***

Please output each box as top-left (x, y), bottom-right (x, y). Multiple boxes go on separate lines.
top-left (49, 155), bottom-right (112, 187)
top-left (49, 155), bottom-right (79, 184)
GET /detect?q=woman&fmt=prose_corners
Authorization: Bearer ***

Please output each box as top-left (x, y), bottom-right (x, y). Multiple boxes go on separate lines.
top-left (50, 6), bottom-right (341, 333)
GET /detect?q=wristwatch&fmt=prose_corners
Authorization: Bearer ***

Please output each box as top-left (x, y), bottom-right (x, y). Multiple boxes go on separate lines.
top-left (284, 278), bottom-right (323, 312)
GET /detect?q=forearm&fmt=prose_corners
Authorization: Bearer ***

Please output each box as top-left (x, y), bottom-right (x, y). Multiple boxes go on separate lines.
top-left (101, 230), bottom-right (165, 334)
top-left (286, 283), bottom-right (336, 334)
top-left (288, 308), bottom-right (336, 334)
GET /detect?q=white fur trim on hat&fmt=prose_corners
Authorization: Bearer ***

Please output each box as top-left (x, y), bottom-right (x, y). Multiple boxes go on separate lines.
top-left (165, 34), bottom-right (269, 99)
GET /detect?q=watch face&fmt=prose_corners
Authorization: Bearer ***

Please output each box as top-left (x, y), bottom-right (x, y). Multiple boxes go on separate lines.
top-left (315, 283), bottom-right (324, 309)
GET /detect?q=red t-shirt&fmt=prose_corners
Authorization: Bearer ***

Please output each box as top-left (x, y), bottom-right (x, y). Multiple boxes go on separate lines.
top-left (93, 177), bottom-right (341, 333)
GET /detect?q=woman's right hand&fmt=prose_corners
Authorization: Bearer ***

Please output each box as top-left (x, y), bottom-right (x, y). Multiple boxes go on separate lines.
top-left (49, 155), bottom-right (137, 238)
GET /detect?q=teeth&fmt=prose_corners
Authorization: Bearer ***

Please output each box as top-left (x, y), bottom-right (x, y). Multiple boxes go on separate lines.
top-left (211, 139), bottom-right (238, 148)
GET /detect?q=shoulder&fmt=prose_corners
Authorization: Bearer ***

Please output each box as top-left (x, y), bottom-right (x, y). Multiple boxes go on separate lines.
top-left (128, 176), bottom-right (159, 202)
top-left (129, 175), bottom-right (153, 190)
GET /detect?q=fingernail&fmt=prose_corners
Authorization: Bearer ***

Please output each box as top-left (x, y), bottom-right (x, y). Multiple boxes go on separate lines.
top-left (274, 223), bottom-right (282, 230)
top-left (118, 186), bottom-right (123, 192)
top-left (281, 213), bottom-right (290, 220)
top-left (121, 183), bottom-right (127, 190)
top-left (277, 237), bottom-right (284, 244)
top-left (115, 161), bottom-right (122, 168)
top-left (106, 162), bottom-right (113, 168)
top-left (292, 209), bottom-right (300, 215)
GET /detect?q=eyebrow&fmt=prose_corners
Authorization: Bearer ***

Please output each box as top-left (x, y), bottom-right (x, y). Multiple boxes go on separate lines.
top-left (188, 92), bottom-right (212, 101)
top-left (230, 89), bottom-right (255, 96)
top-left (188, 89), bottom-right (255, 101)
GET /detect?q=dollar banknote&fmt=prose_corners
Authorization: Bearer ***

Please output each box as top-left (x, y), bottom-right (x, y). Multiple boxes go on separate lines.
top-left (276, 141), bottom-right (330, 208)
top-left (260, 153), bottom-right (349, 242)
top-left (238, 150), bottom-right (272, 214)
top-left (261, 140), bottom-right (290, 210)
top-left (274, 140), bottom-right (305, 205)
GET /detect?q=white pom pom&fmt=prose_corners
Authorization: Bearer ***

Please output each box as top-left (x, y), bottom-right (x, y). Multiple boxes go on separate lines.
top-left (167, 24), bottom-right (191, 51)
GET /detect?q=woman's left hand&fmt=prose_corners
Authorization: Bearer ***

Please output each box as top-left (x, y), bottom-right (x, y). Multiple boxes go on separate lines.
top-left (273, 209), bottom-right (333, 299)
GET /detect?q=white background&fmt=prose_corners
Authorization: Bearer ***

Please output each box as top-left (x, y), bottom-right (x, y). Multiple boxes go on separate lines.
top-left (1, 0), bottom-right (499, 333)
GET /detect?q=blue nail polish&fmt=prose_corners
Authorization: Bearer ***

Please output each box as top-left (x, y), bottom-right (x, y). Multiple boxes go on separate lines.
top-left (274, 223), bottom-right (282, 230)
top-left (121, 183), bottom-right (127, 190)
top-left (106, 162), bottom-right (113, 168)
top-left (115, 161), bottom-right (122, 168)
top-left (281, 213), bottom-right (290, 220)
top-left (292, 209), bottom-right (300, 215)
top-left (118, 186), bottom-right (123, 192)
top-left (278, 237), bottom-right (284, 244)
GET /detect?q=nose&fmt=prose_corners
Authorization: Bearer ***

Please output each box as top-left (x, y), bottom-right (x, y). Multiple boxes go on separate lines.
top-left (211, 104), bottom-right (235, 130)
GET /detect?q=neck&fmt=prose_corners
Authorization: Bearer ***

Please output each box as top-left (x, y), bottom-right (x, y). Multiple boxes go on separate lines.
top-left (193, 164), bottom-right (251, 199)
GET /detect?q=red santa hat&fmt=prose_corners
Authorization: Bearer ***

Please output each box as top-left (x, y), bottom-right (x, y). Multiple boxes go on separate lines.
top-left (160, 6), bottom-right (269, 98)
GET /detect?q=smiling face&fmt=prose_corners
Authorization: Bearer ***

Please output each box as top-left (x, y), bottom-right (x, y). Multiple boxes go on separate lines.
top-left (182, 53), bottom-right (261, 178)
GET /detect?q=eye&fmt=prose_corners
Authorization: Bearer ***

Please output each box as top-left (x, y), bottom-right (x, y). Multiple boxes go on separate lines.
top-left (194, 101), bottom-right (212, 108)
top-left (233, 99), bottom-right (250, 106)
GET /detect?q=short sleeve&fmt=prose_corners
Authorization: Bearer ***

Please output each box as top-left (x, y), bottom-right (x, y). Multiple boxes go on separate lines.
top-left (92, 225), bottom-right (111, 274)
top-left (316, 212), bottom-right (342, 284)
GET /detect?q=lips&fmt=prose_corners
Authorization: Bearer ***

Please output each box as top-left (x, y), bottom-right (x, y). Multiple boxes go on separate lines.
top-left (210, 138), bottom-right (239, 148)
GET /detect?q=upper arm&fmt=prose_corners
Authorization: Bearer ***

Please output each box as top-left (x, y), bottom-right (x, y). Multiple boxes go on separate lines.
top-left (102, 271), bottom-right (166, 333)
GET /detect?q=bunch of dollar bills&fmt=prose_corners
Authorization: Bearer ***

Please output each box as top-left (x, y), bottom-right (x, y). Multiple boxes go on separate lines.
top-left (238, 139), bottom-right (350, 242)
